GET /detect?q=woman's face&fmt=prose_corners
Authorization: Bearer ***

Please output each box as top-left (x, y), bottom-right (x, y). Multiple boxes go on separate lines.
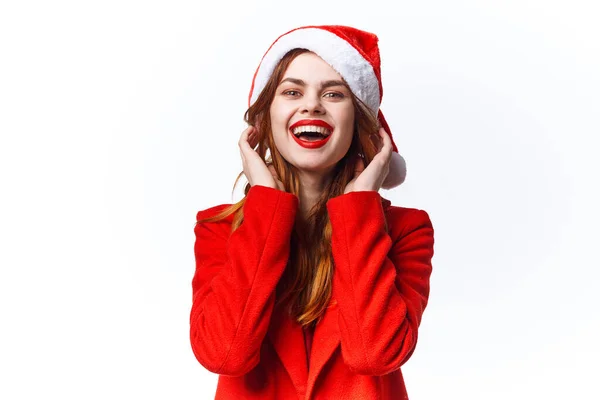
top-left (269, 52), bottom-right (355, 175)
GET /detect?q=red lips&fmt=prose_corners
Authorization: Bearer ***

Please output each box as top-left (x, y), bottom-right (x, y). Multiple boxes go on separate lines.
top-left (290, 131), bottom-right (331, 149)
top-left (289, 119), bottom-right (334, 149)
top-left (289, 119), bottom-right (333, 131)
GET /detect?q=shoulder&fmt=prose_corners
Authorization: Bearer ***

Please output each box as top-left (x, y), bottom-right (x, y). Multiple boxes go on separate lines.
top-left (381, 198), bottom-right (434, 240)
top-left (196, 186), bottom-right (298, 223)
top-left (195, 203), bottom-right (234, 222)
top-left (194, 203), bottom-right (236, 242)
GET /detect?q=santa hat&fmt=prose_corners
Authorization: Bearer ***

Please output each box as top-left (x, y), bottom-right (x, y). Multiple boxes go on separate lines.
top-left (247, 25), bottom-right (406, 188)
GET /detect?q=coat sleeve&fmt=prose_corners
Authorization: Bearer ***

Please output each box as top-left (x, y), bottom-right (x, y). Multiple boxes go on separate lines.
top-left (190, 185), bottom-right (299, 376)
top-left (326, 191), bottom-right (435, 376)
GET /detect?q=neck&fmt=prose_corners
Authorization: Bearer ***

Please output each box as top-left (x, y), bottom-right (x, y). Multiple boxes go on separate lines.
top-left (297, 168), bottom-right (334, 220)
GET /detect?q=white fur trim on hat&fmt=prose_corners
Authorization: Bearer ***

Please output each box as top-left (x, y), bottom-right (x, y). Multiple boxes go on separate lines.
top-left (250, 27), bottom-right (381, 113)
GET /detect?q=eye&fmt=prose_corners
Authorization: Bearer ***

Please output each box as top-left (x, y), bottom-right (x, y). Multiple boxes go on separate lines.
top-left (324, 92), bottom-right (344, 98)
top-left (283, 90), bottom-right (301, 96)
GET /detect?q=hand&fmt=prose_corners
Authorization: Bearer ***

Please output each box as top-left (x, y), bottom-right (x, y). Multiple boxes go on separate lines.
top-left (239, 125), bottom-right (285, 191)
top-left (343, 127), bottom-right (393, 194)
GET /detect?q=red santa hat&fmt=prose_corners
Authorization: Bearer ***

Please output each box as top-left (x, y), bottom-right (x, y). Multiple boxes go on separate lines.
top-left (247, 25), bottom-right (406, 188)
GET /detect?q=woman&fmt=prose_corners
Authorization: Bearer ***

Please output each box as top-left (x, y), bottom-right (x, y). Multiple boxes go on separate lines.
top-left (190, 25), bottom-right (435, 400)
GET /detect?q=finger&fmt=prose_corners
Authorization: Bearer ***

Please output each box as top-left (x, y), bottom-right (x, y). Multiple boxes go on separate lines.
top-left (239, 126), bottom-right (256, 169)
top-left (380, 127), bottom-right (392, 147)
top-left (379, 128), bottom-right (388, 148)
top-left (378, 127), bottom-right (393, 156)
top-left (239, 126), bottom-right (256, 154)
top-left (241, 125), bottom-right (253, 139)
top-left (239, 125), bottom-right (254, 146)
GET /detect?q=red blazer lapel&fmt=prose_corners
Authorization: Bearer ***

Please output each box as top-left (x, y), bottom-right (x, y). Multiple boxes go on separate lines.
top-left (267, 301), bottom-right (308, 395)
top-left (267, 298), bottom-right (341, 399)
top-left (305, 299), bottom-right (340, 400)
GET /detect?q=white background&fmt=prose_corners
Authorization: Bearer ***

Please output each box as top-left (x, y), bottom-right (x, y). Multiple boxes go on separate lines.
top-left (1, 0), bottom-right (599, 399)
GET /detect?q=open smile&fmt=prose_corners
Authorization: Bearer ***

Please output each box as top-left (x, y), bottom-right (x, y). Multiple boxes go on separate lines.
top-left (289, 119), bottom-right (333, 149)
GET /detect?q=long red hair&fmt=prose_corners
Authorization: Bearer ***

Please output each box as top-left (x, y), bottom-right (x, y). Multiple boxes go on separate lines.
top-left (196, 48), bottom-right (387, 327)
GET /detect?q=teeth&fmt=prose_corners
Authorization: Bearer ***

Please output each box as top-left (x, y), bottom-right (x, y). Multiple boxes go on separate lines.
top-left (292, 125), bottom-right (331, 136)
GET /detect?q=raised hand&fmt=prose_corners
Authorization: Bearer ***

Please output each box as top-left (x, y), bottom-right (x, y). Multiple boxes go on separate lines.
top-left (343, 127), bottom-right (393, 194)
top-left (239, 125), bottom-right (285, 191)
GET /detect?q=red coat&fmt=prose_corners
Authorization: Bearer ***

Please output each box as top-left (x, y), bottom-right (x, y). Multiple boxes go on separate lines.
top-left (190, 185), bottom-right (435, 399)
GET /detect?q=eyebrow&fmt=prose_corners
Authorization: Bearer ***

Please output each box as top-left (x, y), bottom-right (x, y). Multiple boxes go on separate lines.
top-left (279, 77), bottom-right (347, 89)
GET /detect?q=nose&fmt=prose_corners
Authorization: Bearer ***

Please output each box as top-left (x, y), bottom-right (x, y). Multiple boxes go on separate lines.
top-left (300, 92), bottom-right (325, 115)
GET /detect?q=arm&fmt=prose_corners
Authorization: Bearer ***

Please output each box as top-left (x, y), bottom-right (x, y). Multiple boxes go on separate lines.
top-left (190, 185), bottom-right (298, 376)
top-left (326, 191), bottom-right (434, 376)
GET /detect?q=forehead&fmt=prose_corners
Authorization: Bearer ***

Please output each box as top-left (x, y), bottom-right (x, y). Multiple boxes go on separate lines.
top-left (281, 52), bottom-right (343, 82)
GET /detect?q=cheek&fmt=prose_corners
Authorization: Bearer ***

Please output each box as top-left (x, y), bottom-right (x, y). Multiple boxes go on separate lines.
top-left (332, 104), bottom-right (354, 126)
top-left (269, 108), bottom-right (291, 151)
top-left (337, 110), bottom-right (355, 152)
top-left (270, 104), bottom-right (293, 129)
top-left (345, 107), bottom-right (355, 126)
top-left (340, 108), bottom-right (355, 138)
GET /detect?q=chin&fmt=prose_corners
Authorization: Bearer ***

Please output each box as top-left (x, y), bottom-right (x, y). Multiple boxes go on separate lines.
top-left (291, 157), bottom-right (339, 174)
